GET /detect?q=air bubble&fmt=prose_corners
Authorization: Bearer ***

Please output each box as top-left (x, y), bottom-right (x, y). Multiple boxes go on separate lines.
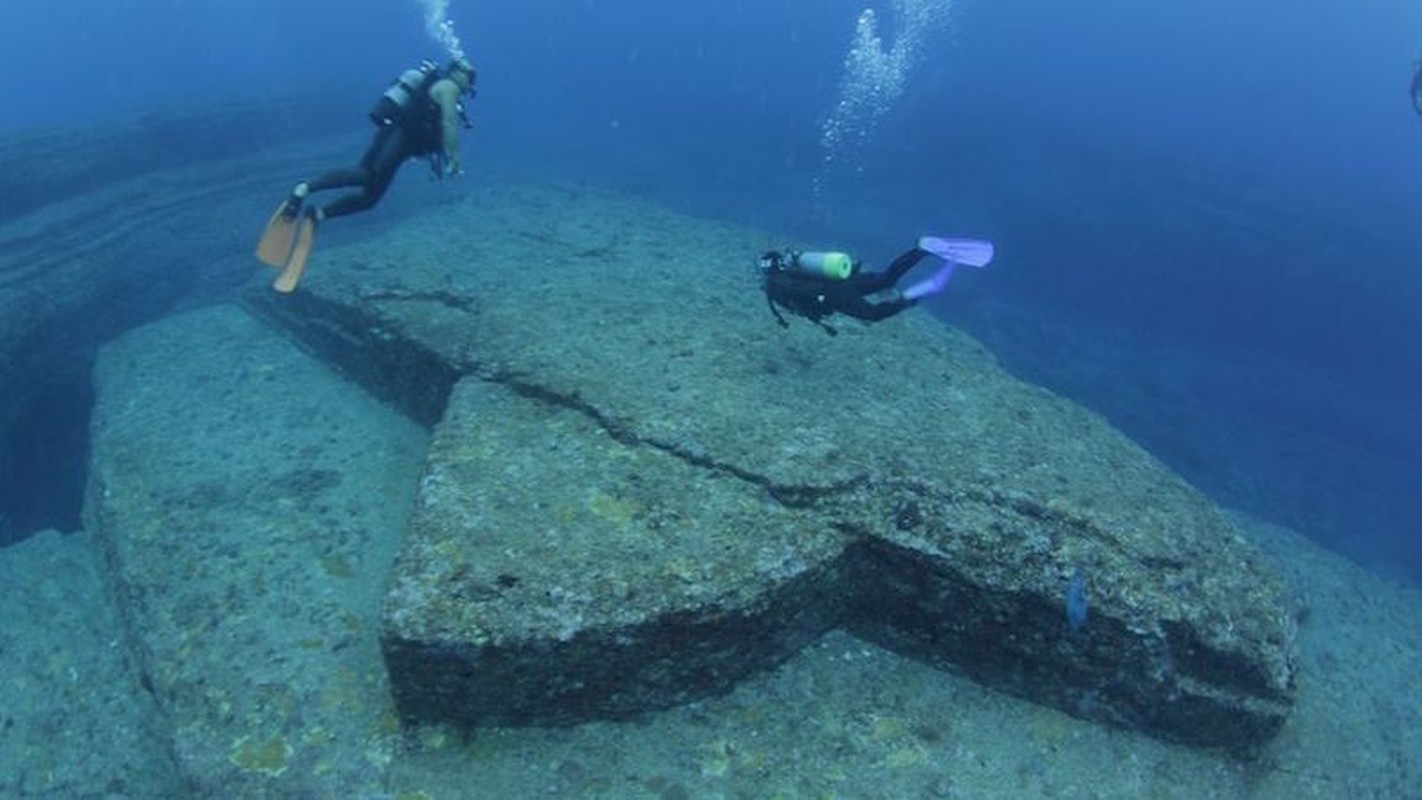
top-left (815, 1), bottom-right (954, 193)
top-left (417, 0), bottom-right (468, 62)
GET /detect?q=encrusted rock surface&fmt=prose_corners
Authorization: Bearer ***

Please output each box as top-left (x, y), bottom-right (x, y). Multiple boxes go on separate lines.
top-left (87, 305), bottom-right (430, 796)
top-left (0, 529), bottom-right (185, 797)
top-left (246, 183), bottom-right (1296, 755)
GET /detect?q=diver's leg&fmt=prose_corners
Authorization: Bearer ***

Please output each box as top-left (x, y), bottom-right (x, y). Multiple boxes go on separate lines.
top-left (316, 130), bottom-right (413, 220)
top-left (305, 169), bottom-right (371, 193)
top-left (851, 247), bottom-right (929, 295)
top-left (281, 129), bottom-right (393, 216)
top-left (839, 294), bottom-right (912, 323)
top-left (280, 169), bottom-right (366, 218)
top-left (316, 183), bottom-right (380, 220)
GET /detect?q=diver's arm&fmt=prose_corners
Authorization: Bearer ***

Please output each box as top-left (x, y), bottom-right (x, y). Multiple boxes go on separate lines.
top-left (766, 294), bottom-right (789, 328)
top-left (431, 80), bottom-right (464, 174)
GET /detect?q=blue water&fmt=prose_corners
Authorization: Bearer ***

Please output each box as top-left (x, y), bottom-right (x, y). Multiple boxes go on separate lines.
top-left (3, 0), bottom-right (1421, 584)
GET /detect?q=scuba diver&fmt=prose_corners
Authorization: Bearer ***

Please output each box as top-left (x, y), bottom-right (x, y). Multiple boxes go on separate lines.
top-left (256, 57), bottom-right (478, 293)
top-left (1412, 60), bottom-right (1422, 117)
top-left (760, 236), bottom-right (994, 335)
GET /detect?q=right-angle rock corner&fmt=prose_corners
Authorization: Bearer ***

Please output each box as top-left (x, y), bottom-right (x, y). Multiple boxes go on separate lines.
top-left (246, 184), bottom-right (1297, 756)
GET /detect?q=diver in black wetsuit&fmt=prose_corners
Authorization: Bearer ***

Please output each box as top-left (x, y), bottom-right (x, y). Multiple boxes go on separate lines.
top-left (282, 57), bottom-right (477, 224)
top-left (759, 236), bottom-right (994, 335)
top-left (1411, 61), bottom-right (1422, 117)
top-left (254, 57), bottom-right (478, 292)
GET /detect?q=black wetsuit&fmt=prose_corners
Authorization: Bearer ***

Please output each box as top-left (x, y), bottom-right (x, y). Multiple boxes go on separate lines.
top-left (764, 246), bottom-right (930, 334)
top-left (303, 94), bottom-right (443, 220)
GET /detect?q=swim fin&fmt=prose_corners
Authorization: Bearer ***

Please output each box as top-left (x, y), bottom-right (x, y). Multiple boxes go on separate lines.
top-left (919, 236), bottom-right (994, 268)
top-left (273, 213), bottom-right (317, 293)
top-left (256, 202), bottom-right (300, 268)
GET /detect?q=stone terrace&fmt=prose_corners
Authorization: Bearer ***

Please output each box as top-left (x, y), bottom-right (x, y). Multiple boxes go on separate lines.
top-left (246, 183), bottom-right (1296, 756)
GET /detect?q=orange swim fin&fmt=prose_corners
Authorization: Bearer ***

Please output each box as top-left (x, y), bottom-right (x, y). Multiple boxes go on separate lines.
top-left (273, 214), bottom-right (318, 294)
top-left (256, 202), bottom-right (299, 268)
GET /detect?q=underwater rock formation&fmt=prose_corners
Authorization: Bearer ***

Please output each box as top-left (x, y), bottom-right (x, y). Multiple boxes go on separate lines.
top-left (0, 121), bottom-right (363, 542)
top-left (87, 305), bottom-right (431, 797)
top-left (246, 184), bottom-right (1296, 756)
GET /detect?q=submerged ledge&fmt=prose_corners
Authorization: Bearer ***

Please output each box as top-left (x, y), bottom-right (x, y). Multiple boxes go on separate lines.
top-left (244, 182), bottom-right (1296, 756)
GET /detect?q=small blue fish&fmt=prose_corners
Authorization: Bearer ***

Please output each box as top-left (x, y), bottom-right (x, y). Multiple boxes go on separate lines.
top-left (1065, 567), bottom-right (1089, 633)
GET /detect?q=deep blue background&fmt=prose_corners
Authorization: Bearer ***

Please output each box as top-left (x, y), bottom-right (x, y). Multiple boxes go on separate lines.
top-left (3, 0), bottom-right (1421, 578)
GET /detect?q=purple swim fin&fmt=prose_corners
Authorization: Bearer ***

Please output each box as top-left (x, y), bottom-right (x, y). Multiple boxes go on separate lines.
top-left (920, 236), bottom-right (994, 267)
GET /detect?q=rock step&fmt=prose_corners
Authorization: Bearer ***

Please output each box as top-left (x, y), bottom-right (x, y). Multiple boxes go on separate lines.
top-left (247, 183), bottom-right (1296, 756)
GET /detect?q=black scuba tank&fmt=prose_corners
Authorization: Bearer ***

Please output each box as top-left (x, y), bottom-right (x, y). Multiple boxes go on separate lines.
top-left (369, 61), bottom-right (440, 127)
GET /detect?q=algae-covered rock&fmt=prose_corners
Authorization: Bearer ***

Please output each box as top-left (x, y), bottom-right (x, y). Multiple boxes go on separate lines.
top-left (87, 305), bottom-right (430, 796)
top-left (247, 183), bottom-right (1296, 755)
top-left (0, 529), bottom-right (186, 797)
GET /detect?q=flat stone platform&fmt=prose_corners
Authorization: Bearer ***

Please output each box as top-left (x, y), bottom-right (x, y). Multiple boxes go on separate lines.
top-left (247, 183), bottom-right (1296, 755)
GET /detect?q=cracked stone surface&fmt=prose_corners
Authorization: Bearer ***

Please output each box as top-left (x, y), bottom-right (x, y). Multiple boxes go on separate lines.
top-left (246, 183), bottom-right (1296, 755)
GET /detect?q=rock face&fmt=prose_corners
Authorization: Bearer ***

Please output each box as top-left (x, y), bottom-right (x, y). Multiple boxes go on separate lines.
top-left (87, 305), bottom-right (430, 797)
top-left (0, 94), bottom-right (353, 223)
top-left (0, 529), bottom-right (185, 797)
top-left (246, 183), bottom-right (1296, 755)
top-left (0, 128), bottom-right (368, 542)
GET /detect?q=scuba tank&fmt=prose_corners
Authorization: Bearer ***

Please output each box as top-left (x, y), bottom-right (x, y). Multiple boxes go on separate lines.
top-left (369, 61), bottom-right (440, 127)
top-left (784, 250), bottom-right (855, 280)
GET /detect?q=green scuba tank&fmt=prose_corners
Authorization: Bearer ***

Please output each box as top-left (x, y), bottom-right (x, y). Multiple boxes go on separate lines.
top-left (787, 251), bottom-right (854, 280)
